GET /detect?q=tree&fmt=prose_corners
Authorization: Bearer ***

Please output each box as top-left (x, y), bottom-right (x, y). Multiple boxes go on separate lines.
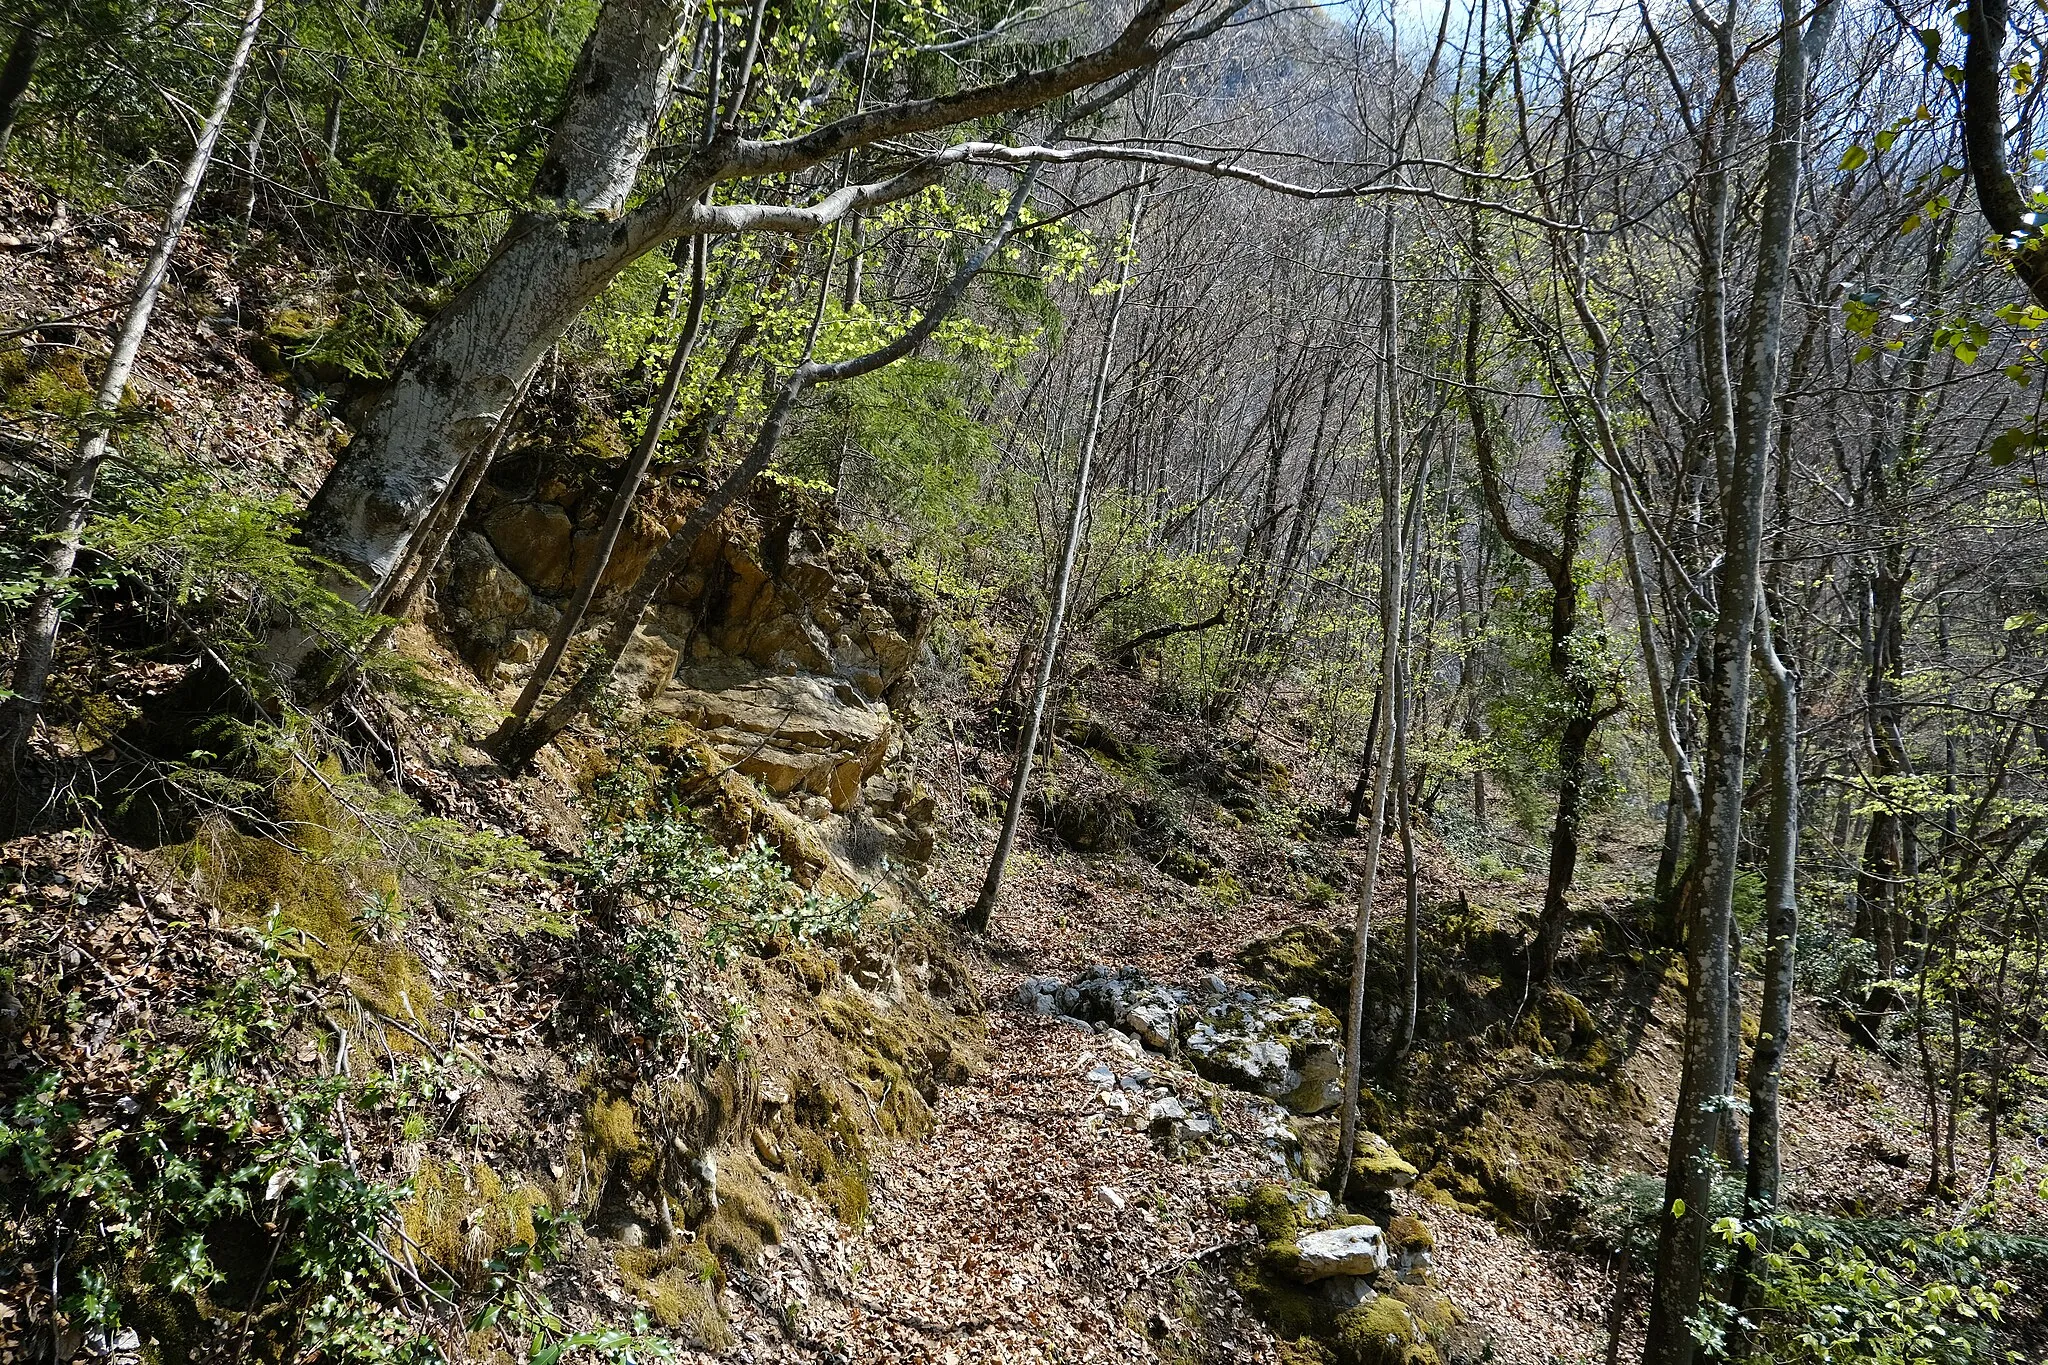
top-left (1644, 0), bottom-right (1839, 1353)
top-left (2, 0), bottom-right (267, 770)
top-left (287, 0), bottom-right (1257, 664)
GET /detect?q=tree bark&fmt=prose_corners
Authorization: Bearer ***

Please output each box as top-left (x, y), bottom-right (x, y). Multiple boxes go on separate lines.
top-left (3, 0), bottom-right (266, 763)
top-left (1962, 0), bottom-right (2048, 308)
top-left (1335, 204), bottom-right (1407, 1201)
top-left (968, 187), bottom-right (1144, 933)
top-left (0, 11), bottom-right (41, 161)
top-left (1642, 0), bottom-right (1837, 1355)
top-left (291, 0), bottom-right (1214, 651)
top-left (296, 0), bottom-right (696, 617)
top-left (1730, 605), bottom-right (1798, 1321)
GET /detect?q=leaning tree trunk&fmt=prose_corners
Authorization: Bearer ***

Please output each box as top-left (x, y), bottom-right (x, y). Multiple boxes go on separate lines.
top-left (0, 10), bottom-right (41, 161)
top-left (968, 187), bottom-right (1143, 932)
top-left (3, 0), bottom-right (265, 765)
top-left (495, 169), bottom-right (1044, 772)
top-left (493, 236), bottom-right (710, 738)
top-left (1643, 0), bottom-right (1837, 1355)
top-left (294, 0), bottom-right (693, 619)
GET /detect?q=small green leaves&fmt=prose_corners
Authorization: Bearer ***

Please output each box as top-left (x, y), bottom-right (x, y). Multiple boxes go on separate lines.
top-left (1840, 144), bottom-right (1869, 172)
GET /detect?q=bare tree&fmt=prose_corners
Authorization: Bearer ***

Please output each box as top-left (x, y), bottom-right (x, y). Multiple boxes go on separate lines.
top-left (3, 0), bottom-right (266, 767)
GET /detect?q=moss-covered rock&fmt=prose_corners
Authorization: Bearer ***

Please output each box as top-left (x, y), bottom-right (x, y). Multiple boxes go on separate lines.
top-left (1237, 922), bottom-right (1351, 1012)
top-left (1343, 1132), bottom-right (1419, 1197)
top-left (1384, 1215), bottom-right (1433, 1255)
top-left (397, 1158), bottom-right (551, 1290)
top-left (1333, 1295), bottom-right (1436, 1365)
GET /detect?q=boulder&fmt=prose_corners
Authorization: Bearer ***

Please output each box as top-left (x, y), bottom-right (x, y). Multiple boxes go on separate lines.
top-left (658, 674), bottom-right (893, 812)
top-left (1123, 988), bottom-right (1180, 1050)
top-left (446, 531), bottom-right (531, 625)
top-left (1183, 994), bottom-right (1344, 1113)
top-left (484, 500), bottom-right (576, 594)
top-left (1018, 977), bottom-right (1064, 1014)
top-left (1294, 1224), bottom-right (1390, 1280)
top-left (1346, 1132), bottom-right (1420, 1192)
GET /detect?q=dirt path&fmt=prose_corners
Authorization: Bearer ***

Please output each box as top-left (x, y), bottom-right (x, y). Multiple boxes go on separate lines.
top-left (708, 814), bottom-right (1617, 1365)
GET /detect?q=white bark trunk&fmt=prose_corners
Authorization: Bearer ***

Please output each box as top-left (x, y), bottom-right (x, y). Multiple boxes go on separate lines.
top-left (970, 188), bottom-right (1144, 931)
top-left (298, 0), bottom-right (695, 606)
top-left (5, 0), bottom-right (265, 751)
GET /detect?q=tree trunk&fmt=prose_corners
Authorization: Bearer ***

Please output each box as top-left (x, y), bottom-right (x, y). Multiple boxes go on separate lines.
top-left (496, 166), bottom-right (1043, 772)
top-left (1735, 611), bottom-right (1797, 1322)
top-left (968, 188), bottom-right (1143, 932)
top-left (295, 0), bottom-right (693, 620)
top-left (492, 236), bottom-right (709, 737)
top-left (1394, 653), bottom-right (1421, 1055)
top-left (0, 12), bottom-right (42, 161)
top-left (1642, 0), bottom-right (1836, 1354)
top-left (2, 0), bottom-right (266, 765)
top-left (1335, 205), bottom-right (1407, 1200)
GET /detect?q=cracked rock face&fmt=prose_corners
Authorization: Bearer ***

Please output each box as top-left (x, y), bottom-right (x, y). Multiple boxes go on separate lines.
top-left (657, 674), bottom-right (892, 812)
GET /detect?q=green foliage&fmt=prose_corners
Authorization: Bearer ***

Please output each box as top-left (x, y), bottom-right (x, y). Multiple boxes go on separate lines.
top-left (21, 0), bottom-right (591, 273)
top-left (1704, 1215), bottom-right (2022, 1363)
top-left (0, 938), bottom-right (440, 1365)
top-left (88, 475), bottom-right (381, 673)
top-left (577, 768), bottom-right (872, 1045)
top-left (1577, 1170), bottom-right (2037, 1362)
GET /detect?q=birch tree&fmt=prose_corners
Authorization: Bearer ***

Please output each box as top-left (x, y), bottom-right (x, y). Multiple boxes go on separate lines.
top-left (2, 0), bottom-right (266, 766)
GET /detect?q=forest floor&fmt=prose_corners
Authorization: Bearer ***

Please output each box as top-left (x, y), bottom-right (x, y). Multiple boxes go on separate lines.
top-left (699, 667), bottom-right (2045, 1365)
top-left (4, 177), bottom-right (2039, 1364)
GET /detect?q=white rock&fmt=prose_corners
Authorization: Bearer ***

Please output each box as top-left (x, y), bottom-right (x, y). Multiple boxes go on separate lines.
top-left (1085, 1063), bottom-right (1116, 1086)
top-left (1293, 1224), bottom-right (1390, 1280)
top-left (1101, 1030), bottom-right (1143, 1061)
top-left (1125, 1001), bottom-right (1178, 1050)
top-left (1099, 1186), bottom-right (1127, 1211)
top-left (1145, 1096), bottom-right (1190, 1134)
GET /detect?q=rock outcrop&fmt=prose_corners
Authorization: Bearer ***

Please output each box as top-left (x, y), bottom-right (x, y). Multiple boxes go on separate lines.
top-left (433, 469), bottom-right (935, 862)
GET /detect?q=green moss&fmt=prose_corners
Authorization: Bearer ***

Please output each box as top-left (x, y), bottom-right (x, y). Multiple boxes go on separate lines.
top-left (1425, 1107), bottom-right (1580, 1223)
top-left (2, 351), bottom-right (94, 419)
top-left (617, 1243), bottom-right (728, 1347)
top-left (1385, 1215), bottom-right (1433, 1254)
top-left (176, 771), bottom-right (436, 1024)
top-left (699, 1151), bottom-right (783, 1262)
top-left (1332, 1296), bottom-right (1436, 1365)
top-left (785, 1125), bottom-right (870, 1227)
top-left (1237, 923), bottom-right (1350, 1009)
top-left (1346, 1132), bottom-right (1420, 1194)
top-left (397, 1159), bottom-right (550, 1290)
top-left (1231, 1265), bottom-right (1336, 1342)
top-left (584, 1093), bottom-right (657, 1188)
top-left (1230, 1182), bottom-right (1310, 1245)
top-left (1391, 1284), bottom-right (1460, 1337)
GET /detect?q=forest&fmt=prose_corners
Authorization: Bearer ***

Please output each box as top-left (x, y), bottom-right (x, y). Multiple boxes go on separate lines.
top-left (3, 0), bottom-right (2048, 1361)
